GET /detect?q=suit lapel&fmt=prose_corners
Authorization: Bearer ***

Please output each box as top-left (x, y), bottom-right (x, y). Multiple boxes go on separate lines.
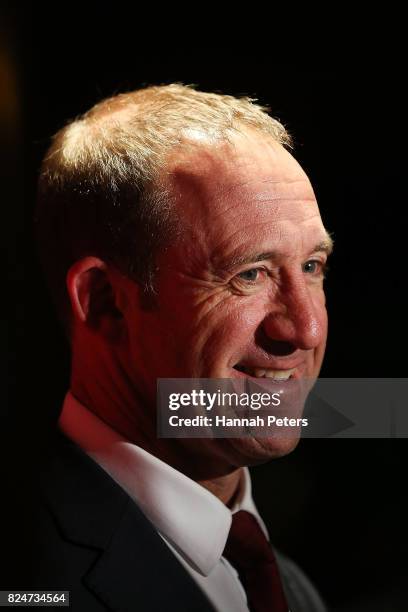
top-left (42, 433), bottom-right (214, 612)
top-left (84, 497), bottom-right (214, 612)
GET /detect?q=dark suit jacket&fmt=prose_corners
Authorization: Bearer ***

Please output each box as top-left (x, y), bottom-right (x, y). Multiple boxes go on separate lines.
top-left (7, 432), bottom-right (326, 612)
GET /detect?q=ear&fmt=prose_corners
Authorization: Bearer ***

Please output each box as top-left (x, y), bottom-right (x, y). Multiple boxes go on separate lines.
top-left (66, 257), bottom-right (124, 342)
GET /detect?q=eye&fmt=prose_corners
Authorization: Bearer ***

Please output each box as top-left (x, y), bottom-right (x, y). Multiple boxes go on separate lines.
top-left (302, 260), bottom-right (327, 276)
top-left (237, 268), bottom-right (262, 282)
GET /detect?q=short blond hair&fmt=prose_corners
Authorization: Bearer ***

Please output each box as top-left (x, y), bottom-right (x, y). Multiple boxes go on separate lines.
top-left (36, 84), bottom-right (292, 326)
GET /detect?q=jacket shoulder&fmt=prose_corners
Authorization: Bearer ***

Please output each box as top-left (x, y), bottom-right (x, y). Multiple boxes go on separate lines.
top-left (276, 550), bottom-right (327, 612)
top-left (7, 431), bottom-right (214, 612)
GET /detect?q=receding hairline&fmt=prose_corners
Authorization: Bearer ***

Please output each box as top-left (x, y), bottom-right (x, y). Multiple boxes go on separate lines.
top-left (36, 84), bottom-right (294, 329)
top-left (45, 83), bottom-right (292, 174)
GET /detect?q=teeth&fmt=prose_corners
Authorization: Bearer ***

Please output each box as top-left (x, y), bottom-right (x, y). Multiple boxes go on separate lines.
top-left (264, 369), bottom-right (295, 380)
top-left (234, 365), bottom-right (297, 379)
top-left (254, 368), bottom-right (296, 380)
top-left (253, 368), bottom-right (266, 377)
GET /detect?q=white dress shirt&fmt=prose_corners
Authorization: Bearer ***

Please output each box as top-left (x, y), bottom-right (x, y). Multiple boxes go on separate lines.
top-left (59, 391), bottom-right (270, 612)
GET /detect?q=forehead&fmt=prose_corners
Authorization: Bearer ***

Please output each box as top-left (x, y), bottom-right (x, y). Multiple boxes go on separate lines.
top-left (164, 132), bottom-right (326, 266)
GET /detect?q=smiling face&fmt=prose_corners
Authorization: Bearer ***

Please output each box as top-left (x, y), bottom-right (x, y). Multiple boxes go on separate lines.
top-left (122, 130), bottom-right (331, 466)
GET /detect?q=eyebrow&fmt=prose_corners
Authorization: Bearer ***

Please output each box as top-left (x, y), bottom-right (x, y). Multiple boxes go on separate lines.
top-left (221, 234), bottom-right (334, 269)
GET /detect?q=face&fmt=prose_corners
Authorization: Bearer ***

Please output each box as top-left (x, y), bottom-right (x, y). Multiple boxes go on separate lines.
top-left (121, 131), bottom-right (331, 468)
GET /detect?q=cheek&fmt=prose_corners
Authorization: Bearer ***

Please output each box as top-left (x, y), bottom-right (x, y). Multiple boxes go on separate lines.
top-left (195, 297), bottom-right (267, 362)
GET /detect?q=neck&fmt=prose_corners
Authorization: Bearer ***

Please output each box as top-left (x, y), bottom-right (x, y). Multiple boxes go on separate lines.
top-left (198, 470), bottom-right (244, 506)
top-left (71, 343), bottom-right (244, 505)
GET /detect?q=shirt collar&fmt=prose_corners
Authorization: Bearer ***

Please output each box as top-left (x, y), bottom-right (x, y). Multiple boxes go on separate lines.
top-left (232, 466), bottom-right (269, 539)
top-left (59, 391), bottom-right (267, 576)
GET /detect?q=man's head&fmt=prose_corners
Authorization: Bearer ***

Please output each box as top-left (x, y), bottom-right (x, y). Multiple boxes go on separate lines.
top-left (36, 84), bottom-right (332, 476)
top-left (36, 84), bottom-right (291, 329)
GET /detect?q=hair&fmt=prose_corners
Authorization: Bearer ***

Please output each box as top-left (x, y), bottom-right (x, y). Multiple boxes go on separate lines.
top-left (35, 83), bottom-right (292, 330)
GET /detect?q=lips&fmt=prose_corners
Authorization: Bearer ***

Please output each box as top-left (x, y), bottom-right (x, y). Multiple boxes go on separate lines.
top-left (232, 360), bottom-right (306, 381)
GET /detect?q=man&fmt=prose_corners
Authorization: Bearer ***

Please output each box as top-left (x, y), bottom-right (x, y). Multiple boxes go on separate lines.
top-left (31, 84), bottom-right (331, 611)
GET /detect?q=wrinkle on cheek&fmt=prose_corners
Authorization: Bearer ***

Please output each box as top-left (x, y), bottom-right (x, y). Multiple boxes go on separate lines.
top-left (159, 282), bottom-right (235, 337)
top-left (194, 301), bottom-right (262, 365)
top-left (184, 292), bottom-right (262, 359)
top-left (190, 289), bottom-right (238, 328)
top-left (193, 286), bottom-right (269, 325)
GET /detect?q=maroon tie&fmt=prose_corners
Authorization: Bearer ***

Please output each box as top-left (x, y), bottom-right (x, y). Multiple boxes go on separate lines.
top-left (223, 510), bottom-right (289, 612)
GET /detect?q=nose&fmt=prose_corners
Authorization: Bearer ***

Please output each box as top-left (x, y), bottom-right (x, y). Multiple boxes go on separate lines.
top-left (262, 279), bottom-right (327, 351)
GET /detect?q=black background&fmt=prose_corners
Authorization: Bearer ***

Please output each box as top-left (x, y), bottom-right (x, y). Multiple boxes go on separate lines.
top-left (2, 6), bottom-right (407, 610)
